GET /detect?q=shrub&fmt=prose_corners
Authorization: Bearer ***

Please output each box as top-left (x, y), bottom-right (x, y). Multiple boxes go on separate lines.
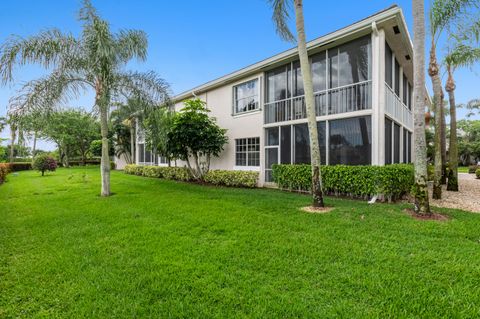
top-left (476, 168), bottom-right (480, 179)
top-left (204, 170), bottom-right (258, 188)
top-left (469, 165), bottom-right (479, 174)
top-left (32, 155), bottom-right (58, 176)
top-left (9, 162), bottom-right (32, 172)
top-left (272, 164), bottom-right (414, 202)
top-left (0, 163), bottom-right (11, 184)
top-left (110, 161), bottom-right (116, 170)
top-left (124, 165), bottom-right (258, 188)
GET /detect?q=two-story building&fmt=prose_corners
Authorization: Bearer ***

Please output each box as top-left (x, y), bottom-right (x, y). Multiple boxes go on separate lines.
top-left (133, 5), bottom-right (425, 186)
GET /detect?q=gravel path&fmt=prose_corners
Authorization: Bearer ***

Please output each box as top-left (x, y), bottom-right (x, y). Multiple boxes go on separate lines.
top-left (429, 173), bottom-right (480, 213)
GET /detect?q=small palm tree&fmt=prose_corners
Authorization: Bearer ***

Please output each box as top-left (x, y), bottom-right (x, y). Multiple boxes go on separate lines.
top-left (412, 0), bottom-right (431, 215)
top-left (444, 43), bottom-right (480, 191)
top-left (428, 0), bottom-right (477, 198)
top-left (268, 0), bottom-right (324, 208)
top-left (0, 0), bottom-right (169, 196)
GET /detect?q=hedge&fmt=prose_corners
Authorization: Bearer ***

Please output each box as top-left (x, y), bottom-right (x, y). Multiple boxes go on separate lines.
top-left (469, 165), bottom-right (480, 174)
top-left (9, 162), bottom-right (32, 172)
top-left (124, 164), bottom-right (259, 188)
top-left (272, 164), bottom-right (414, 202)
top-left (476, 168), bottom-right (480, 179)
top-left (0, 163), bottom-right (10, 184)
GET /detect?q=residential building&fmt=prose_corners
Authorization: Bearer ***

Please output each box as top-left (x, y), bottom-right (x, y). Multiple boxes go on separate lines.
top-left (132, 5), bottom-right (426, 186)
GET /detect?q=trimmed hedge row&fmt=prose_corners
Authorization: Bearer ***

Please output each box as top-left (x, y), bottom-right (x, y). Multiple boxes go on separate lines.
top-left (272, 164), bottom-right (414, 201)
top-left (9, 162), bottom-right (32, 172)
top-left (124, 164), bottom-right (259, 188)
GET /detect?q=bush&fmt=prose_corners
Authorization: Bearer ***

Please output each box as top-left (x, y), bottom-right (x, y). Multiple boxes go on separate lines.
top-left (272, 164), bottom-right (414, 202)
top-left (476, 168), bottom-right (480, 179)
top-left (110, 161), bottom-right (116, 170)
top-left (469, 165), bottom-right (479, 174)
top-left (124, 165), bottom-right (258, 188)
top-left (0, 163), bottom-right (10, 184)
top-left (8, 162), bottom-right (32, 172)
top-left (204, 170), bottom-right (258, 188)
top-left (32, 155), bottom-right (57, 176)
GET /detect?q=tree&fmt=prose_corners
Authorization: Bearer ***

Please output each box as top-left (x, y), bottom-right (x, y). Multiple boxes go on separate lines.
top-left (428, 0), bottom-right (477, 198)
top-left (110, 110), bottom-right (133, 164)
top-left (168, 99), bottom-right (227, 180)
top-left (32, 154), bottom-right (57, 176)
top-left (457, 119), bottom-right (480, 165)
top-left (0, 0), bottom-right (169, 196)
top-left (143, 105), bottom-right (176, 166)
top-left (0, 117), bottom-right (6, 132)
top-left (268, 0), bottom-right (324, 207)
top-left (6, 113), bottom-right (18, 164)
top-left (461, 98), bottom-right (480, 117)
top-left (444, 45), bottom-right (480, 190)
top-left (17, 111), bottom-right (48, 157)
top-left (412, 0), bottom-right (431, 215)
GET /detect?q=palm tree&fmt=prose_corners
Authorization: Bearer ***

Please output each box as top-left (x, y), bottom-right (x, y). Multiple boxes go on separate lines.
top-left (6, 113), bottom-right (18, 164)
top-left (444, 45), bottom-right (480, 191)
top-left (412, 0), bottom-right (431, 215)
top-left (462, 98), bottom-right (480, 117)
top-left (268, 0), bottom-right (324, 207)
top-left (428, 0), bottom-right (477, 198)
top-left (0, 0), bottom-right (169, 196)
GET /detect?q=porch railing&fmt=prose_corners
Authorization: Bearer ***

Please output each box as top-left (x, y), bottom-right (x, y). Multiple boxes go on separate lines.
top-left (385, 84), bottom-right (413, 129)
top-left (264, 80), bottom-right (371, 124)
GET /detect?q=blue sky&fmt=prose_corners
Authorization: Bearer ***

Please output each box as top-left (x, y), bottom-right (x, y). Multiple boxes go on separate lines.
top-left (0, 0), bottom-right (478, 151)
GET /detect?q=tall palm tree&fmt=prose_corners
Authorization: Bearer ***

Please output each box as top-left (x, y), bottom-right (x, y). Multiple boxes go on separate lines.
top-left (428, 0), bottom-right (477, 198)
top-left (268, 0), bottom-right (324, 207)
top-left (444, 44), bottom-right (480, 191)
top-left (412, 0), bottom-right (431, 215)
top-left (0, 0), bottom-right (169, 196)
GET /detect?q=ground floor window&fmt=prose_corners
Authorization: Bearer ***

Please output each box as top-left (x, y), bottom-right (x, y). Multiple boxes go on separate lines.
top-left (235, 137), bottom-right (260, 166)
top-left (403, 129), bottom-right (412, 163)
top-left (264, 116), bottom-right (367, 182)
top-left (393, 123), bottom-right (400, 163)
top-left (385, 118), bottom-right (392, 165)
top-left (137, 143), bottom-right (157, 165)
top-left (384, 117), bottom-right (411, 164)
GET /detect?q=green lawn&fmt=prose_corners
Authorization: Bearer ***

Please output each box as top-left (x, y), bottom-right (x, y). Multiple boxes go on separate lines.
top-left (458, 166), bottom-right (470, 173)
top-left (1, 167), bottom-right (480, 318)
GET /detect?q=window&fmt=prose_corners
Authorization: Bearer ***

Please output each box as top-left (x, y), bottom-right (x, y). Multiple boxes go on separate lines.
top-left (408, 82), bottom-right (413, 110)
top-left (329, 116), bottom-right (371, 165)
top-left (233, 79), bottom-right (259, 114)
top-left (138, 143), bottom-right (145, 163)
top-left (337, 36), bottom-right (371, 87)
top-left (407, 132), bottom-right (412, 163)
top-left (292, 61), bottom-right (304, 97)
top-left (235, 137), bottom-right (260, 166)
top-left (403, 129), bottom-right (408, 163)
top-left (294, 123), bottom-right (310, 164)
top-left (265, 127), bottom-right (279, 182)
top-left (403, 74), bottom-right (408, 105)
top-left (266, 66), bottom-right (288, 102)
top-left (394, 59), bottom-right (400, 96)
top-left (385, 43), bottom-right (393, 88)
top-left (159, 156), bottom-right (169, 164)
top-left (393, 123), bottom-right (400, 163)
top-left (280, 125), bottom-right (291, 164)
top-left (385, 118), bottom-right (392, 165)
top-left (311, 52), bottom-right (327, 92)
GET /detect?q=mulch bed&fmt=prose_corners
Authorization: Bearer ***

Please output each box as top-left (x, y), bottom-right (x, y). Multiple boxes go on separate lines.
top-left (404, 208), bottom-right (449, 221)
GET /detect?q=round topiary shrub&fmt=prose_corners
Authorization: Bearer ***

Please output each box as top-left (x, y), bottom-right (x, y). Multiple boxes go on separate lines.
top-left (32, 154), bottom-right (58, 176)
top-left (476, 168), bottom-right (480, 179)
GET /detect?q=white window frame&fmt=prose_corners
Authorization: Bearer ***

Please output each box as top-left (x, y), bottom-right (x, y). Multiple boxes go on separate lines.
top-left (232, 78), bottom-right (260, 115)
top-left (235, 137), bottom-right (260, 167)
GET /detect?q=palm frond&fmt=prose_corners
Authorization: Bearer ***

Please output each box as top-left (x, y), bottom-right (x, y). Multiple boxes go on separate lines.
top-left (429, 0), bottom-right (478, 39)
top-left (0, 29), bottom-right (78, 84)
top-left (445, 44), bottom-right (480, 69)
top-left (268, 0), bottom-right (295, 42)
top-left (9, 71), bottom-right (93, 115)
top-left (115, 30), bottom-right (148, 63)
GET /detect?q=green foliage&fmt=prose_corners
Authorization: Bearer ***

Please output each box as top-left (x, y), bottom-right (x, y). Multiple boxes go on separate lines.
top-left (203, 170), bottom-right (259, 188)
top-left (272, 164), bottom-right (414, 201)
top-left (0, 163), bottom-right (10, 184)
top-left (89, 140), bottom-right (103, 157)
top-left (476, 168), bottom-right (480, 179)
top-left (458, 120), bottom-right (480, 165)
top-left (124, 164), bottom-right (258, 188)
top-left (9, 162), bottom-right (32, 172)
top-left (32, 154), bottom-right (57, 176)
top-left (168, 99), bottom-right (228, 180)
top-left (469, 165), bottom-right (480, 174)
top-left (143, 105), bottom-right (176, 162)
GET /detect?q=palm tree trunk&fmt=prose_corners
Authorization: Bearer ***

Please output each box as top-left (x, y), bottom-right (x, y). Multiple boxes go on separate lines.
top-left (446, 65), bottom-right (458, 191)
top-left (428, 42), bottom-right (443, 199)
top-left (32, 130), bottom-right (37, 158)
top-left (412, 0), bottom-right (431, 215)
top-left (100, 104), bottom-right (111, 196)
top-left (440, 102), bottom-right (447, 185)
top-left (294, 0), bottom-right (324, 207)
top-left (130, 125), bottom-right (135, 165)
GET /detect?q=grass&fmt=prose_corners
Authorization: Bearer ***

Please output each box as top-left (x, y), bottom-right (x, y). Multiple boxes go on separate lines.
top-left (1, 166), bottom-right (480, 318)
top-left (458, 166), bottom-right (470, 173)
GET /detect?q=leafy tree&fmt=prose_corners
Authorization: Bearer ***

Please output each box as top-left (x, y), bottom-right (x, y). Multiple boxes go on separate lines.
top-left (110, 111), bottom-right (133, 164)
top-left (90, 139), bottom-right (114, 157)
top-left (0, 0), bottom-right (169, 196)
top-left (268, 0), bottom-right (325, 207)
top-left (0, 117), bottom-right (6, 132)
top-left (143, 105), bottom-right (176, 166)
top-left (16, 111), bottom-right (48, 157)
top-left (412, 0), bottom-right (431, 215)
top-left (43, 109), bottom-right (100, 166)
top-left (457, 120), bottom-right (480, 165)
top-left (6, 113), bottom-right (18, 164)
top-left (428, 0), bottom-right (477, 198)
top-left (168, 99), bottom-right (227, 180)
top-left (32, 154), bottom-right (57, 176)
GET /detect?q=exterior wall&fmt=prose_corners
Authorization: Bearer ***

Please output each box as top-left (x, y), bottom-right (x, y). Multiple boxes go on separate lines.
top-left (114, 153), bottom-right (129, 170)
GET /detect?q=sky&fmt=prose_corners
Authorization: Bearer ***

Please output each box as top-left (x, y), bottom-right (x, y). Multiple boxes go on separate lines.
top-left (0, 0), bottom-right (479, 151)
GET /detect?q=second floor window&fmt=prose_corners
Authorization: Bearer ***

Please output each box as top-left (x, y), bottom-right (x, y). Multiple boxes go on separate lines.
top-left (233, 79), bottom-right (259, 114)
